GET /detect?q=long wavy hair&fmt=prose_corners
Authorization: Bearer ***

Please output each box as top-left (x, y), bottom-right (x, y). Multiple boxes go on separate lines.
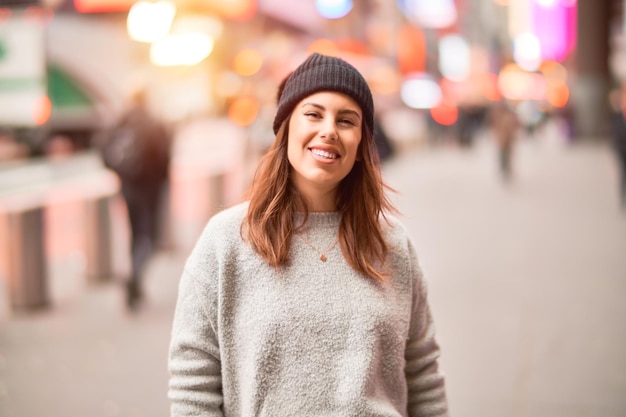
top-left (242, 113), bottom-right (397, 282)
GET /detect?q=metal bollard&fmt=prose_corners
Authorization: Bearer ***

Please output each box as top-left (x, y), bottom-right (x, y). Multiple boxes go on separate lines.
top-left (209, 173), bottom-right (226, 216)
top-left (7, 208), bottom-right (49, 310)
top-left (84, 197), bottom-right (113, 283)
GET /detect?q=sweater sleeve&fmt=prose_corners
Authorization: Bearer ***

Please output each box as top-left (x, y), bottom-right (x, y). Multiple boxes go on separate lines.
top-left (168, 267), bottom-right (224, 417)
top-left (405, 240), bottom-right (449, 417)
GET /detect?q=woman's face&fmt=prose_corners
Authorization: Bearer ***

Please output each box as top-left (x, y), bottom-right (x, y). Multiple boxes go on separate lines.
top-left (287, 91), bottom-right (363, 205)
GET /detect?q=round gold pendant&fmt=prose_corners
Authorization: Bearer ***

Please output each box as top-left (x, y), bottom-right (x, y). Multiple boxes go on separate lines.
top-left (320, 255), bottom-right (327, 262)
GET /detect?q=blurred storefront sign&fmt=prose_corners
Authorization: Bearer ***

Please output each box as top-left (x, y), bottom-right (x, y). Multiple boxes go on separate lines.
top-left (74, 0), bottom-right (256, 20)
top-left (46, 64), bottom-right (99, 130)
top-left (258, 0), bottom-right (324, 33)
top-left (73, 0), bottom-right (135, 13)
top-left (0, 8), bottom-right (47, 127)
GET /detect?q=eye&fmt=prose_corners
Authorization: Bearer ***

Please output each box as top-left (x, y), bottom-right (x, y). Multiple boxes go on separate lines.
top-left (304, 111), bottom-right (322, 119)
top-left (338, 118), bottom-right (357, 126)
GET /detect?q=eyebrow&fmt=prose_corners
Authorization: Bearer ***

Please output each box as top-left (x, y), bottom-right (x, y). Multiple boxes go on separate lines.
top-left (301, 102), bottom-right (362, 120)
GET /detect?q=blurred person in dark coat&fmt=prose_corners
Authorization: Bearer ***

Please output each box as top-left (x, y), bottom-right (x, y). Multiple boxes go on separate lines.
top-left (610, 83), bottom-right (626, 209)
top-left (489, 100), bottom-right (520, 182)
top-left (101, 87), bottom-right (171, 310)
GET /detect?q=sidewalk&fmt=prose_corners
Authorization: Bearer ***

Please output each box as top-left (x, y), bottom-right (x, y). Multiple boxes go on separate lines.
top-left (382, 129), bottom-right (626, 417)
top-left (1, 125), bottom-right (625, 417)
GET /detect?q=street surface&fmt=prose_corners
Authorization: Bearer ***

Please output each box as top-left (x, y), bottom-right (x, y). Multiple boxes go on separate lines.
top-left (1, 124), bottom-right (625, 417)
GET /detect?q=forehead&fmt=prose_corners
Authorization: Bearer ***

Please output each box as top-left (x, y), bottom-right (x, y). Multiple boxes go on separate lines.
top-left (296, 91), bottom-right (362, 113)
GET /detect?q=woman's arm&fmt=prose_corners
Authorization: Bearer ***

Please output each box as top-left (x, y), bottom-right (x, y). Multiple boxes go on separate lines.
top-left (168, 269), bottom-right (223, 416)
top-left (405, 241), bottom-right (449, 417)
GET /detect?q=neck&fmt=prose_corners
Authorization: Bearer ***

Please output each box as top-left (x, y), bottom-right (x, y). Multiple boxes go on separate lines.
top-left (301, 191), bottom-right (337, 212)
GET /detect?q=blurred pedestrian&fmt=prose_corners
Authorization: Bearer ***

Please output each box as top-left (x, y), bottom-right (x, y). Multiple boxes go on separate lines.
top-left (45, 134), bottom-right (75, 160)
top-left (0, 130), bottom-right (29, 162)
top-left (489, 100), bottom-right (520, 181)
top-left (168, 53), bottom-right (449, 416)
top-left (609, 83), bottom-right (626, 209)
top-left (100, 87), bottom-right (171, 310)
top-left (373, 112), bottom-right (395, 162)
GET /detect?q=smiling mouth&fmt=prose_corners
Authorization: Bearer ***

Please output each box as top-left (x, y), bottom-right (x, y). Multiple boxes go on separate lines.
top-left (309, 148), bottom-right (340, 160)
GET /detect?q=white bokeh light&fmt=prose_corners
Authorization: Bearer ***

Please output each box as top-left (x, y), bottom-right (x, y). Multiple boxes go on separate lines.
top-left (513, 32), bottom-right (542, 72)
top-left (402, 0), bottom-right (457, 29)
top-left (439, 34), bottom-right (470, 82)
top-left (401, 74), bottom-right (442, 109)
top-left (127, 0), bottom-right (176, 43)
top-left (150, 33), bottom-right (214, 66)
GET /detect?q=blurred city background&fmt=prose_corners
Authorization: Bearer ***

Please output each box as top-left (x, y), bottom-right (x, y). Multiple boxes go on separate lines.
top-left (1, 0), bottom-right (626, 416)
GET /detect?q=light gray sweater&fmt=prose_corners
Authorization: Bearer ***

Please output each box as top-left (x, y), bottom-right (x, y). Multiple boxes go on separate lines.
top-left (168, 202), bottom-right (448, 417)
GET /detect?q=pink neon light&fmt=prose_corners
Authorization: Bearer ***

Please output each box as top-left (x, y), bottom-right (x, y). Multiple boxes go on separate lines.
top-left (531, 0), bottom-right (577, 62)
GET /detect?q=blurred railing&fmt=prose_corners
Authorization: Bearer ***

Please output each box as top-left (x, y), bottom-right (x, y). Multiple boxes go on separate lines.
top-left (0, 151), bottom-right (119, 312)
top-left (0, 117), bottom-right (252, 315)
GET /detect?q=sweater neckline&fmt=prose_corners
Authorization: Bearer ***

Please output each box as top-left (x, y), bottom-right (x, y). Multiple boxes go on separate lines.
top-left (295, 212), bottom-right (341, 229)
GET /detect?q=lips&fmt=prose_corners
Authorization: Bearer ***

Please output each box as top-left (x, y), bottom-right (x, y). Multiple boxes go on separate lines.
top-left (309, 147), bottom-right (340, 160)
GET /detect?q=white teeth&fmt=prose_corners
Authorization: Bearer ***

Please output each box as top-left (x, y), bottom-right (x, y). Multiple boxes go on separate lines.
top-left (311, 149), bottom-right (338, 159)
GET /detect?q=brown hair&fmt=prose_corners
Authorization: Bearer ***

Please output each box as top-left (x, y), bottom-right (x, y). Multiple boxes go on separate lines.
top-left (243, 114), bottom-right (397, 282)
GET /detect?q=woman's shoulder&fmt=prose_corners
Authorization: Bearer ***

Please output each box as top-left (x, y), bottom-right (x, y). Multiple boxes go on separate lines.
top-left (195, 201), bottom-right (249, 246)
top-left (186, 201), bottom-right (249, 270)
top-left (207, 201), bottom-right (249, 229)
top-left (381, 213), bottom-right (410, 241)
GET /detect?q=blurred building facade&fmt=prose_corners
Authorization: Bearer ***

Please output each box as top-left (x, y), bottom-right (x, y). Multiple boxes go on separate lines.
top-left (0, 0), bottom-right (624, 155)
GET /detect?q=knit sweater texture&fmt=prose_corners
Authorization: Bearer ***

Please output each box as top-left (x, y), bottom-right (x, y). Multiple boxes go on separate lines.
top-left (168, 202), bottom-right (449, 417)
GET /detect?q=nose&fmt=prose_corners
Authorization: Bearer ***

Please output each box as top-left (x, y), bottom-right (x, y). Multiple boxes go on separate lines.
top-left (319, 119), bottom-right (338, 141)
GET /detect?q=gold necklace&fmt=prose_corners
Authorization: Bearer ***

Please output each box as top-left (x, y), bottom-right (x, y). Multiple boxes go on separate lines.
top-left (298, 234), bottom-right (339, 262)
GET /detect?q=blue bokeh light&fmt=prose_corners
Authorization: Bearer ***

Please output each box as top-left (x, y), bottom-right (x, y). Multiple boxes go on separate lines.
top-left (315, 0), bottom-right (353, 19)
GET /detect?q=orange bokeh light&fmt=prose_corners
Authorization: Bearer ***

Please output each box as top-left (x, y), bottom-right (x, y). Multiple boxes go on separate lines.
top-left (74, 0), bottom-right (134, 13)
top-left (308, 39), bottom-right (340, 57)
top-left (228, 96), bottom-right (259, 127)
top-left (209, 0), bottom-right (256, 21)
top-left (335, 38), bottom-right (369, 55)
top-left (546, 81), bottom-right (570, 108)
top-left (397, 24), bottom-right (426, 75)
top-left (233, 48), bottom-right (263, 77)
top-left (75, 0), bottom-right (256, 20)
top-left (33, 95), bottom-right (52, 126)
top-left (431, 103), bottom-right (458, 126)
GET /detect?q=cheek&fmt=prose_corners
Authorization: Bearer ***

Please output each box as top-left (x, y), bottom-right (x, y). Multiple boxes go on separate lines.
top-left (286, 134), bottom-right (303, 168)
top-left (347, 136), bottom-right (362, 161)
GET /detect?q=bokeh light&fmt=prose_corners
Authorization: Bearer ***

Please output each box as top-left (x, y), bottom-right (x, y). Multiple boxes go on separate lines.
top-left (315, 0), bottom-right (353, 19)
top-left (208, 0), bottom-right (256, 21)
top-left (430, 101), bottom-right (458, 126)
top-left (32, 95), bottom-right (51, 125)
top-left (498, 63), bottom-right (546, 101)
top-left (233, 49), bottom-right (264, 77)
top-left (369, 64), bottom-right (401, 95)
top-left (150, 32), bottom-right (214, 66)
top-left (400, 0), bottom-right (457, 29)
top-left (540, 60), bottom-right (568, 82)
top-left (513, 32), bottom-right (542, 71)
top-left (397, 24), bottom-right (426, 74)
top-left (401, 74), bottom-right (442, 109)
top-left (127, 0), bottom-right (175, 43)
top-left (307, 38), bottom-right (340, 56)
top-left (439, 34), bottom-right (470, 82)
top-left (546, 80), bottom-right (569, 108)
top-left (170, 14), bottom-right (223, 39)
top-left (228, 96), bottom-right (259, 127)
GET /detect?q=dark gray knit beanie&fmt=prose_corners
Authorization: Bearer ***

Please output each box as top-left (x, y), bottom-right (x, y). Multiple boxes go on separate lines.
top-left (273, 53), bottom-right (374, 135)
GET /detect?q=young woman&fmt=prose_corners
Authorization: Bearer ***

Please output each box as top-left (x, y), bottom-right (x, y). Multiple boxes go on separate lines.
top-left (168, 53), bottom-right (449, 416)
